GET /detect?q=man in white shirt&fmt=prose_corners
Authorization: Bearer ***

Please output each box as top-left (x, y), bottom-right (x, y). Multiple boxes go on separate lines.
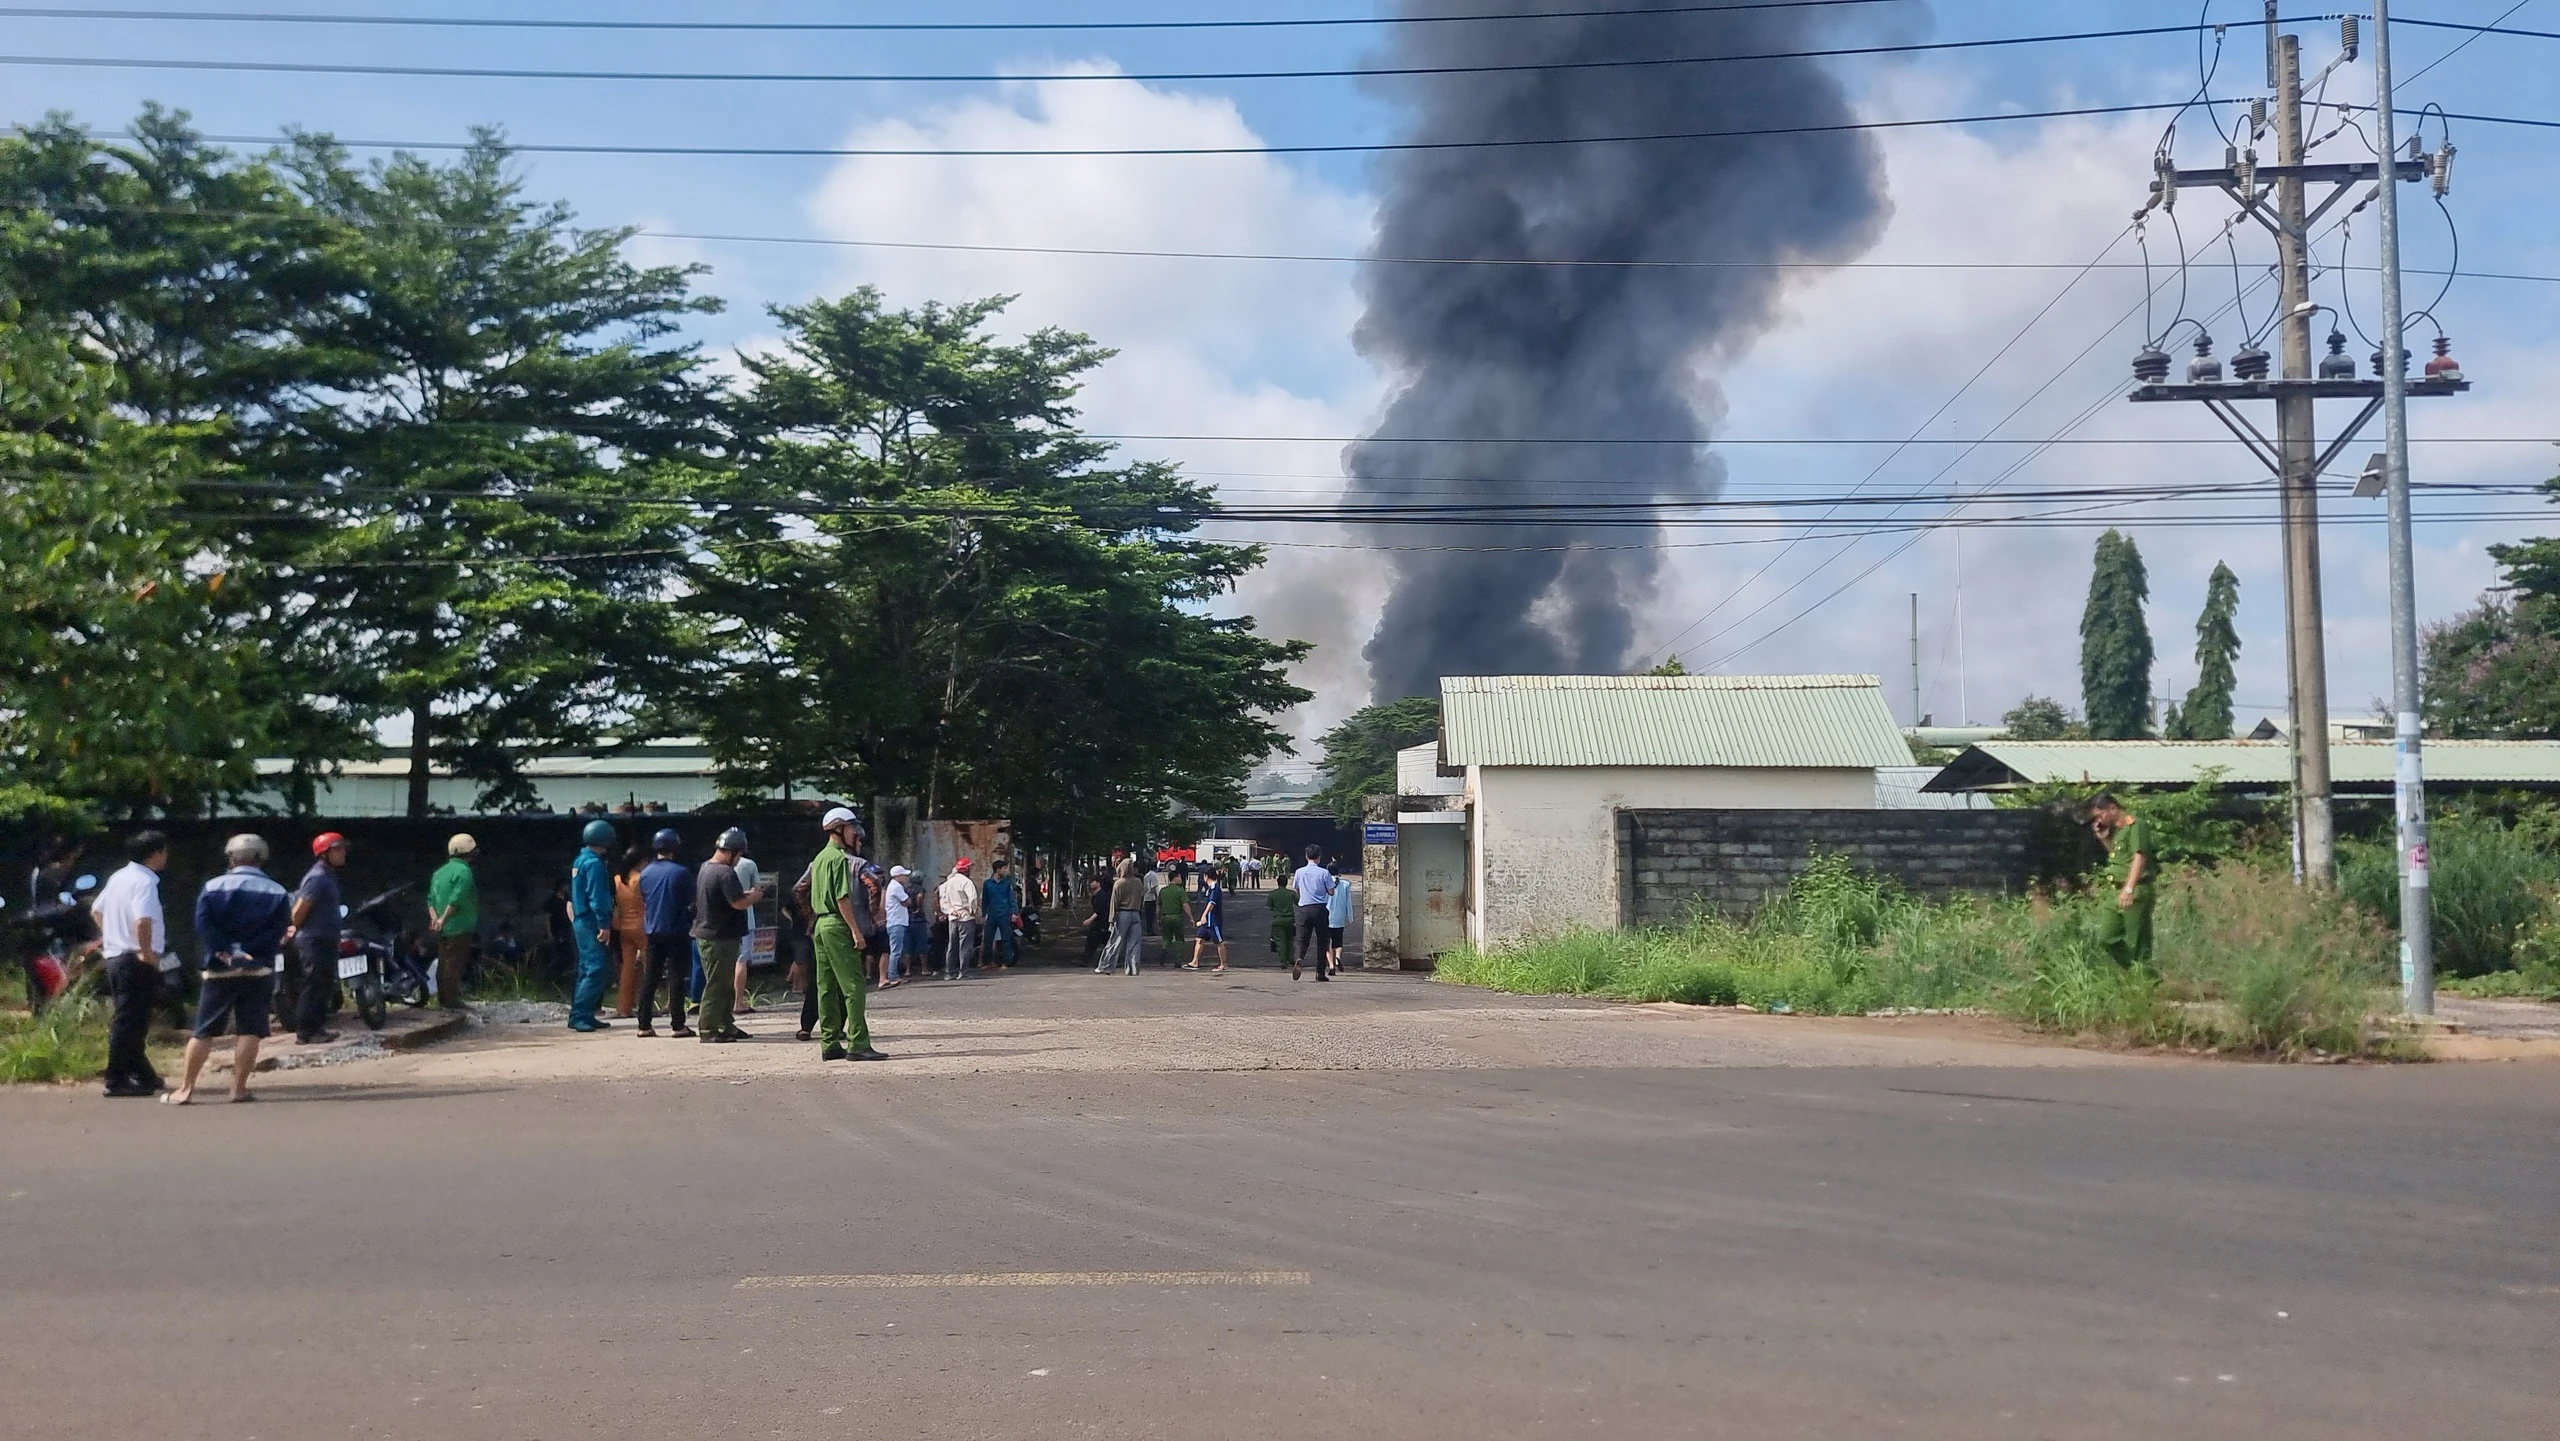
top-left (1288, 846), bottom-right (1336, 983)
top-left (938, 858), bottom-right (981, 981)
top-left (91, 830), bottom-right (172, 1097)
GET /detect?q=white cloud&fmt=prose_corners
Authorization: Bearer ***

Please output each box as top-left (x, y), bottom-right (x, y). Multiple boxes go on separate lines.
top-left (800, 64), bottom-right (1385, 747)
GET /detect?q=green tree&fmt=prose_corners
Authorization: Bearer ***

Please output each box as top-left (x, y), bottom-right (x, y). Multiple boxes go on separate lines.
top-left (2423, 484), bottom-right (2560, 738)
top-left (1312, 697), bottom-right (1444, 822)
top-left (2080, 528), bottom-right (2154, 740)
top-left (2001, 695), bottom-right (2080, 741)
top-left (2166, 561), bottom-right (2241, 740)
top-left (0, 306), bottom-right (281, 819)
top-left (687, 288), bottom-right (1308, 851)
top-left (1, 109), bottom-right (376, 797)
top-left (278, 134), bottom-right (722, 814)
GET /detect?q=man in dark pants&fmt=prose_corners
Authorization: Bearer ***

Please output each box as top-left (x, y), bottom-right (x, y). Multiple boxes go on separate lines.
top-left (91, 830), bottom-right (173, 1096)
top-left (1287, 845), bottom-right (1335, 982)
top-left (168, 833), bottom-right (291, 1105)
top-left (635, 829), bottom-right (695, 1037)
top-left (284, 833), bottom-right (350, 1045)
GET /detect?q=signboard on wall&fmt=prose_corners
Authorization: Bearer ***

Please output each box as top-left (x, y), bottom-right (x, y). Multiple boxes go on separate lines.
top-left (1363, 823), bottom-right (1398, 847)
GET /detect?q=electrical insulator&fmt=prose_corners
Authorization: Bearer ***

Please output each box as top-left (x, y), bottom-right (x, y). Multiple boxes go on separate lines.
top-left (2232, 342), bottom-right (2271, 381)
top-left (2224, 143), bottom-right (2239, 171)
top-left (2155, 152), bottom-right (2178, 212)
top-left (2425, 335), bottom-right (2463, 383)
top-left (2433, 143), bottom-right (2457, 198)
top-left (2340, 15), bottom-right (2359, 62)
top-left (2238, 148), bottom-right (2258, 196)
top-left (2318, 330), bottom-right (2358, 381)
top-left (2188, 333), bottom-right (2224, 385)
top-left (2132, 345), bottom-right (2172, 384)
top-left (2250, 98), bottom-right (2267, 138)
top-left (2370, 343), bottom-right (2411, 378)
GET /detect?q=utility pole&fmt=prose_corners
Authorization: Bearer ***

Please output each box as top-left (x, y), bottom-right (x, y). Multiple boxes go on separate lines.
top-left (2271, 31), bottom-right (2337, 888)
top-left (1909, 592), bottom-right (1921, 726)
top-left (2127, 14), bottom-right (2459, 891)
top-left (1955, 530), bottom-right (1970, 725)
top-left (2370, 0), bottom-right (2435, 1015)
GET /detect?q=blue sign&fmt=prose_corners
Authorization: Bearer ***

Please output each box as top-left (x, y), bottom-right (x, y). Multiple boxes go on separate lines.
top-left (1363, 823), bottom-right (1398, 846)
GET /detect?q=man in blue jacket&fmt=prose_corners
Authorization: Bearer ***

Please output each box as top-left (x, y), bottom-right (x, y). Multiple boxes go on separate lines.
top-left (169, 833), bottom-right (292, 1104)
top-left (981, 858), bottom-right (1021, 970)
top-left (569, 820), bottom-right (618, 1031)
top-left (635, 828), bottom-right (695, 1037)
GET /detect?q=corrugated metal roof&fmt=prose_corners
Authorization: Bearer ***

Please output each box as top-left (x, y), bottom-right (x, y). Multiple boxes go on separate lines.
top-left (1927, 739), bottom-right (2560, 791)
top-left (1439, 673), bottom-right (1909, 769)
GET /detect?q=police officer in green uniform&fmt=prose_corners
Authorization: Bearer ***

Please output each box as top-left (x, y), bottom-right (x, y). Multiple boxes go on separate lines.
top-left (2091, 793), bottom-right (2156, 969)
top-left (809, 807), bottom-right (886, 1062)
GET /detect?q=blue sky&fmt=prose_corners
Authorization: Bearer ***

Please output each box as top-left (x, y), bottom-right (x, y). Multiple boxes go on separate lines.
top-left (9, 1), bottom-right (2556, 744)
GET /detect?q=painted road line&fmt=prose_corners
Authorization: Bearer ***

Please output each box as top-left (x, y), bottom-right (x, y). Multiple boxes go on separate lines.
top-left (736, 1270), bottom-right (1311, 1290)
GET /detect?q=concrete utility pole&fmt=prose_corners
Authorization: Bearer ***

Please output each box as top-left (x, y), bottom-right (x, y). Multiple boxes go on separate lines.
top-left (2370, 0), bottom-right (2435, 1015)
top-left (2127, 15), bottom-right (2460, 893)
top-left (2271, 32), bottom-right (2337, 888)
top-left (1909, 592), bottom-right (1921, 725)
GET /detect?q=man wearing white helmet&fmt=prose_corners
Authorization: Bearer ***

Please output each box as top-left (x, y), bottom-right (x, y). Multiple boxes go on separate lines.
top-left (807, 807), bottom-right (886, 1061)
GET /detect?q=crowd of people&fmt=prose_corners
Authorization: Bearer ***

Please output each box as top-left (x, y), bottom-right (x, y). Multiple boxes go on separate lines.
top-left (1075, 844), bottom-right (1352, 981)
top-left (17, 809), bottom-right (1351, 1100)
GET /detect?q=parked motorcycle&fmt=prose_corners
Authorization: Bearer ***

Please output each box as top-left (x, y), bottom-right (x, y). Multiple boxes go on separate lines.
top-left (336, 884), bottom-right (432, 1029)
top-left (6, 871), bottom-right (100, 1009)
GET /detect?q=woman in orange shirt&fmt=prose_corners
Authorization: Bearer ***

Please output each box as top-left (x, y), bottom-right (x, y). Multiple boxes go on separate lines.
top-left (612, 846), bottom-right (648, 1018)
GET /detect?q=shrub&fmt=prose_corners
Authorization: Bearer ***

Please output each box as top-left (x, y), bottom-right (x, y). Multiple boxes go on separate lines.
top-left (1437, 855), bottom-right (2398, 1058)
top-left (2339, 807), bottom-right (2557, 976)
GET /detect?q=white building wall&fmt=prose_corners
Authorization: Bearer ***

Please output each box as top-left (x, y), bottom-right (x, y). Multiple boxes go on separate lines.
top-left (1465, 764), bottom-right (1875, 947)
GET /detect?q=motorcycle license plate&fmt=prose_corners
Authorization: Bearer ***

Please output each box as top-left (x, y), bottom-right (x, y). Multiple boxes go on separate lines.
top-left (337, 955), bottom-right (369, 980)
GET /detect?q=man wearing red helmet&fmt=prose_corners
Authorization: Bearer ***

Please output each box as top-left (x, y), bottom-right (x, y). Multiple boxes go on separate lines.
top-left (282, 832), bottom-right (350, 1045)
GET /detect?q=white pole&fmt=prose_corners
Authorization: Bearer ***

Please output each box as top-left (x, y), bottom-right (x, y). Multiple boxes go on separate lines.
top-left (2370, 0), bottom-right (2434, 1015)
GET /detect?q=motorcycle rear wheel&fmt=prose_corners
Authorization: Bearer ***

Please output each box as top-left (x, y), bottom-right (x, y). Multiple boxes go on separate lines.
top-left (355, 973), bottom-right (388, 1030)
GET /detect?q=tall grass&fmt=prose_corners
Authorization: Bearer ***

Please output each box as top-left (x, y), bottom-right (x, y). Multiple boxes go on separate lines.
top-left (1435, 855), bottom-right (2397, 1057)
top-left (0, 995), bottom-right (113, 1084)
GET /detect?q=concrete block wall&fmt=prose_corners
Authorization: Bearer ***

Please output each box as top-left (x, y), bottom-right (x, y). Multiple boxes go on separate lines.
top-left (1615, 809), bottom-right (2046, 927)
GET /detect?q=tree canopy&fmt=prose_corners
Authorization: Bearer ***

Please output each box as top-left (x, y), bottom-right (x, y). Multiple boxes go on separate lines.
top-left (682, 288), bottom-right (1308, 850)
top-left (2079, 529), bottom-right (2154, 740)
top-left (1, 110), bottom-right (1308, 835)
top-left (1312, 697), bottom-right (1444, 822)
top-left (2001, 695), bottom-right (2080, 741)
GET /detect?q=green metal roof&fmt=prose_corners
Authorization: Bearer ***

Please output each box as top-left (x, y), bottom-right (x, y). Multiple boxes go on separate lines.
top-left (1439, 674), bottom-right (1910, 769)
top-left (1926, 739), bottom-right (2560, 792)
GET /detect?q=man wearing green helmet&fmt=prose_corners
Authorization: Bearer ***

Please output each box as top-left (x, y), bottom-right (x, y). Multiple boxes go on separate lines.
top-left (568, 818), bottom-right (619, 1032)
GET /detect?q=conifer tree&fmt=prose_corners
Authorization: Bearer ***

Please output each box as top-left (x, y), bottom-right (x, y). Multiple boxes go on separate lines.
top-left (2168, 562), bottom-right (2241, 739)
top-left (2080, 529), bottom-right (2154, 739)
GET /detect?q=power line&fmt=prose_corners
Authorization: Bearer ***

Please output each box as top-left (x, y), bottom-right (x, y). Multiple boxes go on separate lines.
top-left (48, 202), bottom-right (2557, 282)
top-left (109, 101), bottom-right (2281, 160)
top-left (0, 1), bottom-right (1908, 36)
top-left (22, 5), bottom-right (2547, 44)
top-left (0, 23), bottom-right (2270, 86)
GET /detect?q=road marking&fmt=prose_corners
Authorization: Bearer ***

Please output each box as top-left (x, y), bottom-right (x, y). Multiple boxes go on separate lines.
top-left (737, 1269), bottom-right (1310, 1290)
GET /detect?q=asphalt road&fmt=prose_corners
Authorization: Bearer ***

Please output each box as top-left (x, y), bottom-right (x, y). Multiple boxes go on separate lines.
top-left (4, 1055), bottom-right (2554, 1439)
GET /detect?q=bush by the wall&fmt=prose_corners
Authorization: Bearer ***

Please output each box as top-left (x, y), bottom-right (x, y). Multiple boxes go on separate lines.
top-left (1436, 854), bottom-right (2395, 1058)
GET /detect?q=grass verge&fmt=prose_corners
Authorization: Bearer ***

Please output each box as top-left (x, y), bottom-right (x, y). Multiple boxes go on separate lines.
top-left (1434, 856), bottom-right (2400, 1059)
top-left (0, 995), bottom-right (114, 1083)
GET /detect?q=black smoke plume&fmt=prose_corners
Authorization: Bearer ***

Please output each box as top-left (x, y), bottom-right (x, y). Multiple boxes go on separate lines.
top-left (1351, 0), bottom-right (1894, 701)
